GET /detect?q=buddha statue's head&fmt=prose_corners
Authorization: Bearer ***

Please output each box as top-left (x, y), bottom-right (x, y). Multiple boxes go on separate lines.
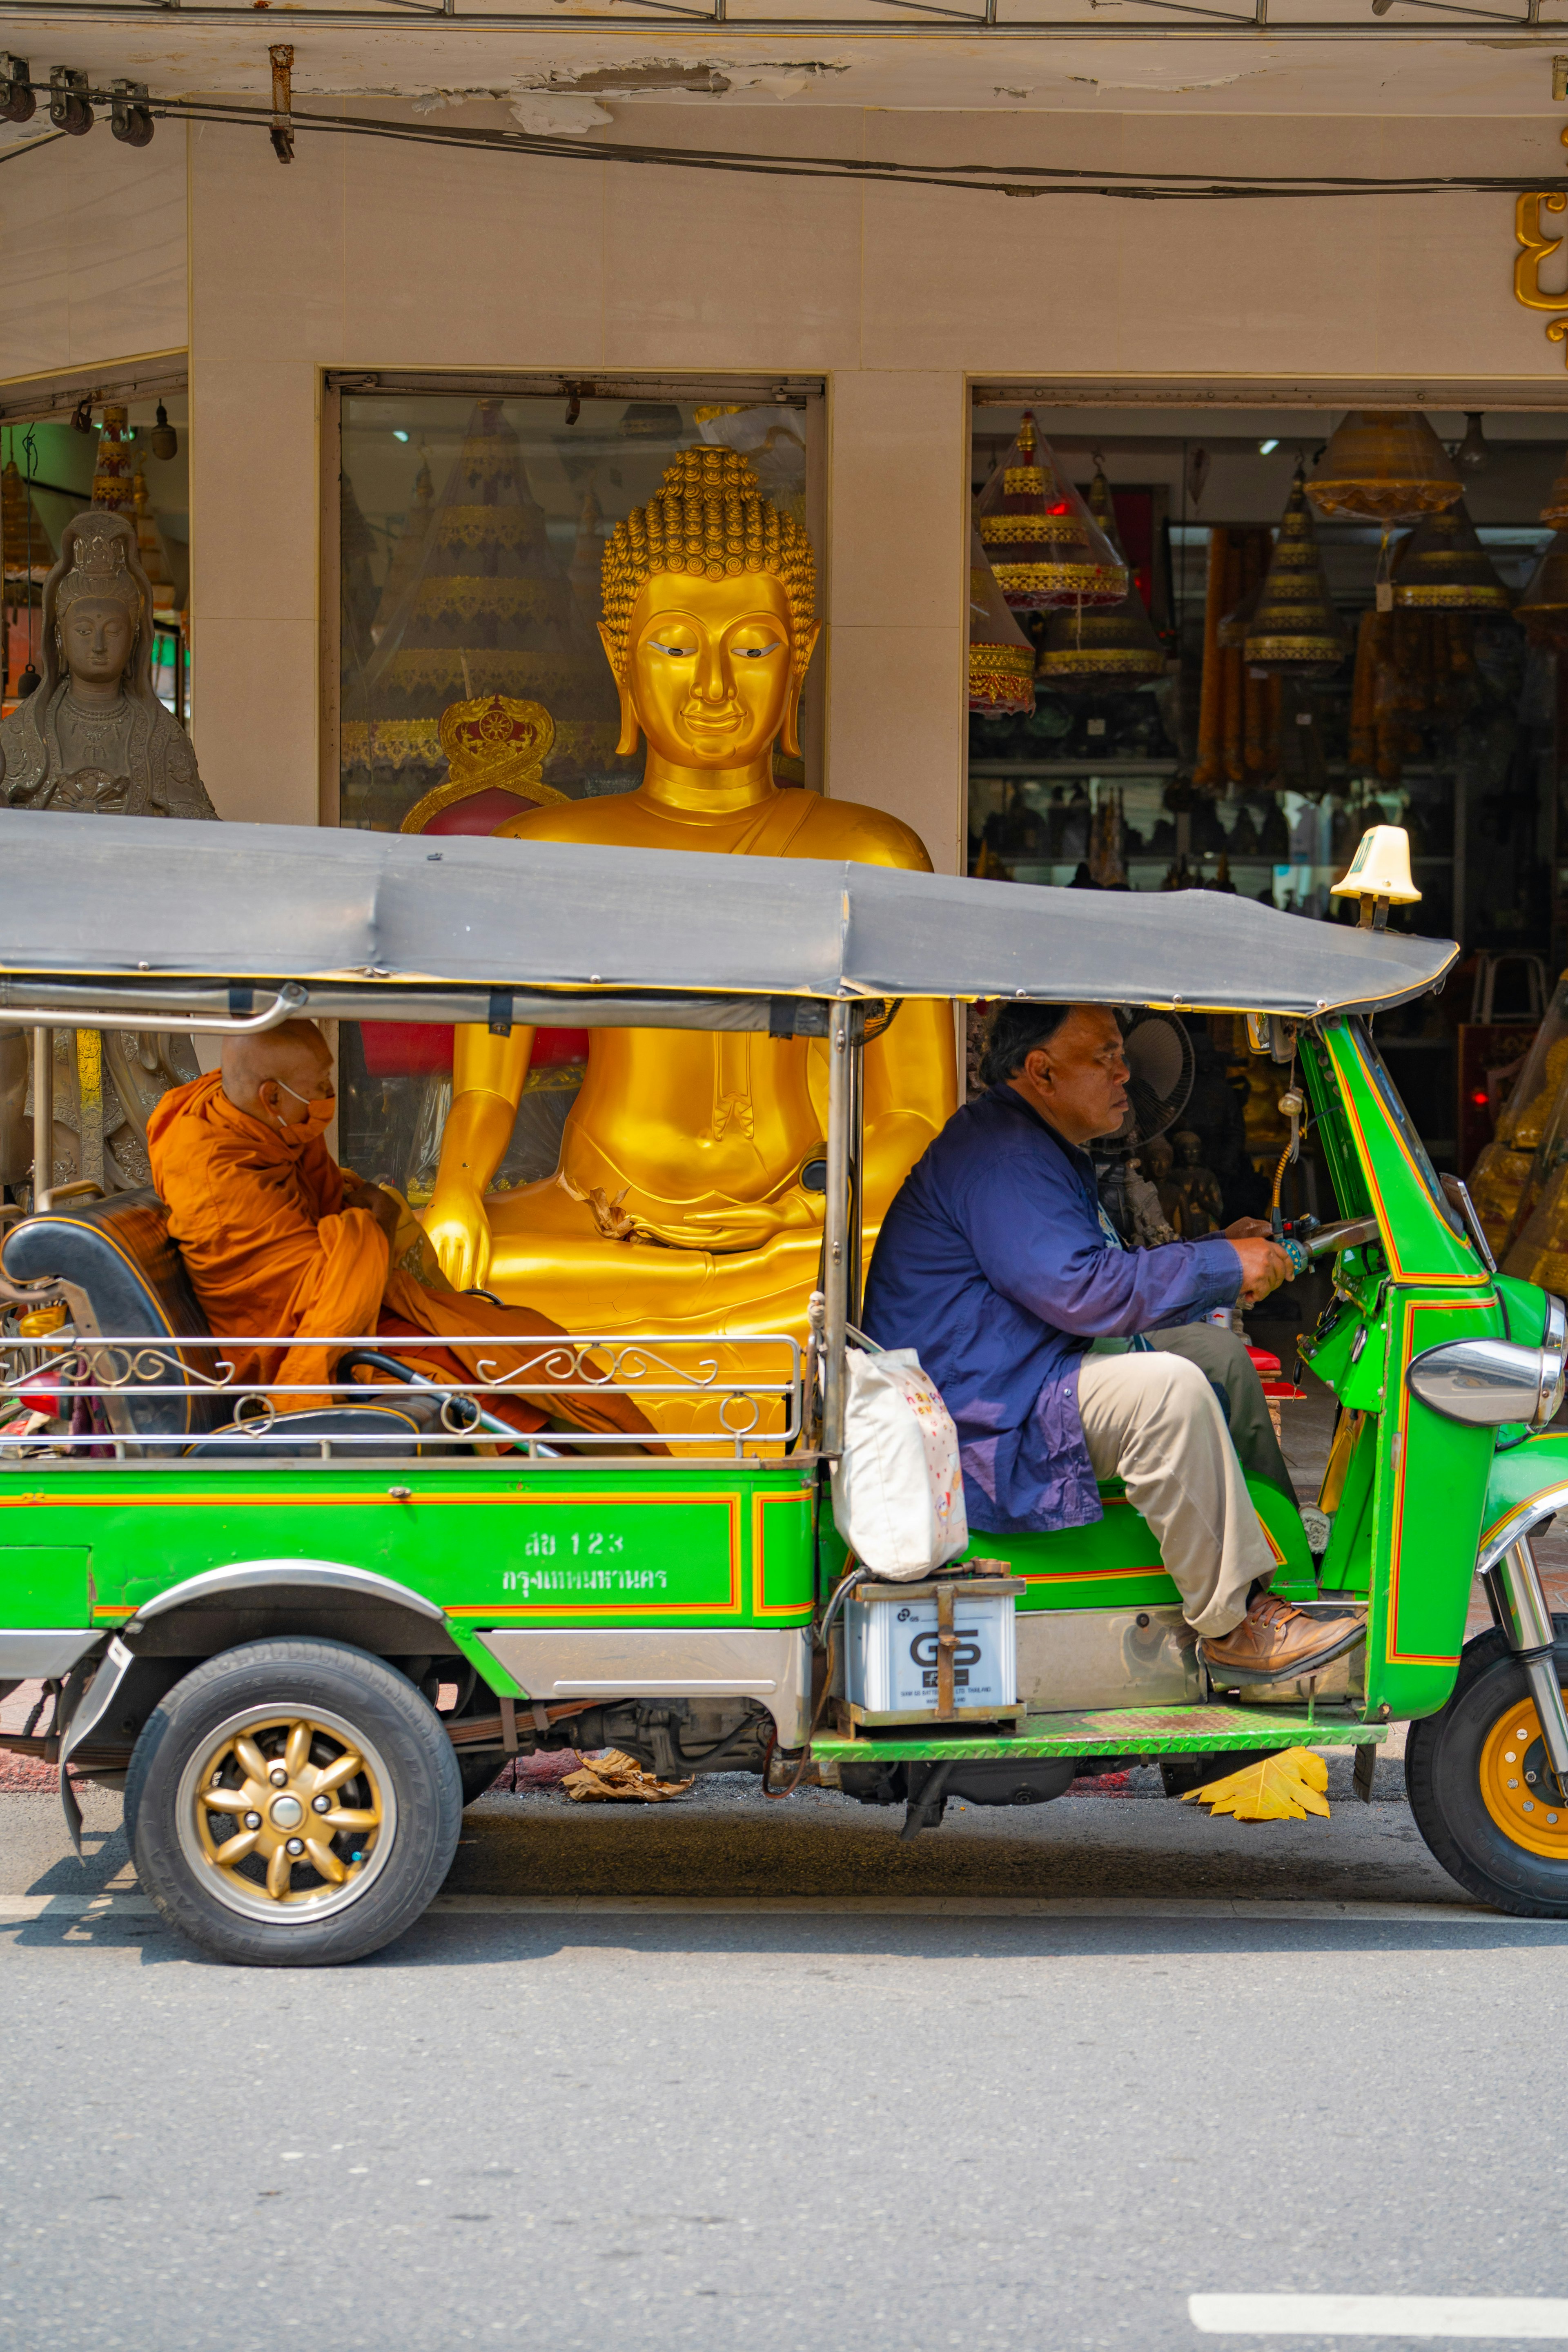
top-left (38, 509), bottom-right (156, 706)
top-left (599, 445), bottom-right (819, 772)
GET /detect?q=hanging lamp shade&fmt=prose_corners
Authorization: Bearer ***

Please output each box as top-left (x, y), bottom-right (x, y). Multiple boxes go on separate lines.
top-left (1036, 469), bottom-right (1165, 692)
top-left (1539, 453), bottom-right (1568, 530)
top-left (1305, 410), bottom-right (1463, 525)
top-left (968, 522), bottom-right (1036, 715)
top-left (1517, 531), bottom-right (1568, 645)
top-left (976, 412), bottom-right (1128, 611)
top-left (1244, 471), bottom-right (1348, 677)
top-left (1391, 498), bottom-right (1510, 612)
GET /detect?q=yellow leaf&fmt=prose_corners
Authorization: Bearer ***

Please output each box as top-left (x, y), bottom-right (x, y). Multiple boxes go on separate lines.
top-left (1181, 1746), bottom-right (1331, 1821)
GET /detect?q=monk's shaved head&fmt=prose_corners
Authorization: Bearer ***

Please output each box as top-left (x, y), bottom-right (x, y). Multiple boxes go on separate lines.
top-left (222, 1018), bottom-right (335, 1129)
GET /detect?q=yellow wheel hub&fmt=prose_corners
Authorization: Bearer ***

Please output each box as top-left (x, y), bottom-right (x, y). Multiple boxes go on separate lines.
top-left (1479, 1693), bottom-right (1568, 1860)
top-left (186, 1711), bottom-right (389, 1915)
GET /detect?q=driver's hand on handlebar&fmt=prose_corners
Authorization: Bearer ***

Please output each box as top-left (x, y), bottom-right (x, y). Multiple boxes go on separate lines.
top-left (1225, 1217), bottom-right (1274, 1241)
top-left (1232, 1234), bottom-right (1294, 1306)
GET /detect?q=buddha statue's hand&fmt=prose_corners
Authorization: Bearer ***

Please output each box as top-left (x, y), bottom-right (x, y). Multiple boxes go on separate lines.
top-left (648, 1189), bottom-right (819, 1255)
top-left (423, 1178), bottom-right (493, 1292)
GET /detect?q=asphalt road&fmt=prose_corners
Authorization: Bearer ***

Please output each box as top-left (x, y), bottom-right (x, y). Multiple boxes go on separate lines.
top-left (4, 1766), bottom-right (1568, 2352)
top-left (7, 1375), bottom-right (1566, 2350)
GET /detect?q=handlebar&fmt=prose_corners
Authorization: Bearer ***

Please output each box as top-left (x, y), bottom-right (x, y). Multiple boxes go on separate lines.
top-left (1303, 1216), bottom-right (1380, 1261)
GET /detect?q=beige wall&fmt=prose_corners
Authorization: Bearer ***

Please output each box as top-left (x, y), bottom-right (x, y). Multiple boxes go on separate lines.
top-left (7, 104), bottom-right (1567, 870)
top-left (0, 124), bottom-right (185, 380)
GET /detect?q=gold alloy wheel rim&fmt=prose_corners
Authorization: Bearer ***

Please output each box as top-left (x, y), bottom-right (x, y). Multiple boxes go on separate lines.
top-left (177, 1708), bottom-right (395, 1924)
top-left (1479, 1692), bottom-right (1568, 1861)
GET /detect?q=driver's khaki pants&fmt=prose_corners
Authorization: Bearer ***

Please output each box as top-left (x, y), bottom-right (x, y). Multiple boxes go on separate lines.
top-left (1074, 1349), bottom-right (1274, 1639)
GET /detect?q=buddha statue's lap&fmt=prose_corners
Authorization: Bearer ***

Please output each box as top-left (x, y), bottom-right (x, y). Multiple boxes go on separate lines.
top-left (423, 443), bottom-right (956, 1434)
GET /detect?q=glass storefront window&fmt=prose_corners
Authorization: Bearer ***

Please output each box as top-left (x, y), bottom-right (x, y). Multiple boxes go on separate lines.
top-left (2, 395), bottom-right (190, 726)
top-left (336, 383), bottom-right (819, 1196)
top-left (968, 400), bottom-right (1568, 1170)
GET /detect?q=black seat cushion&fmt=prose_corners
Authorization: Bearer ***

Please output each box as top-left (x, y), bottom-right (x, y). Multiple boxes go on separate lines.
top-left (187, 1396), bottom-right (462, 1461)
top-left (2, 1193), bottom-right (469, 1459)
top-left (2, 1190), bottom-right (225, 1443)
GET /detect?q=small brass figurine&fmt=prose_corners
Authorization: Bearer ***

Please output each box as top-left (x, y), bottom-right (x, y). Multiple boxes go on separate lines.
top-left (1167, 1129), bottom-right (1226, 1239)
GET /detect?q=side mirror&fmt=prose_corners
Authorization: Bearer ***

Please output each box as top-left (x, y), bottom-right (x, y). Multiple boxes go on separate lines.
top-left (1408, 1295), bottom-right (1567, 1429)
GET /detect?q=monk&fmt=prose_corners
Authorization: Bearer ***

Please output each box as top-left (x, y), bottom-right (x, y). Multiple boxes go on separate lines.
top-left (145, 1020), bottom-right (662, 1448)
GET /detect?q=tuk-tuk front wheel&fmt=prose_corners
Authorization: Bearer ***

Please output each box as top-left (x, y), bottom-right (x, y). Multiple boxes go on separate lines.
top-left (125, 1639), bottom-right (462, 1965)
top-left (1406, 1633), bottom-right (1568, 1917)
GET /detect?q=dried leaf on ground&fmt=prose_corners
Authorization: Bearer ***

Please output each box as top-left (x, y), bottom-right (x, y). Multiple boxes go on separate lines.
top-left (561, 1748), bottom-right (692, 1804)
top-left (1181, 1745), bottom-right (1330, 1822)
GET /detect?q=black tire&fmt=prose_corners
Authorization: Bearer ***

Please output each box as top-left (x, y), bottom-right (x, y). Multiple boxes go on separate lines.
top-left (125, 1638), bottom-right (462, 1967)
top-left (1448, 1612), bottom-right (1568, 1700)
top-left (457, 1751), bottom-right (511, 1806)
top-left (1406, 1630), bottom-right (1568, 1918)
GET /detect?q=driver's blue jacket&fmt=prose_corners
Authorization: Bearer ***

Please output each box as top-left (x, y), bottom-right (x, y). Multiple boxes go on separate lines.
top-left (861, 1083), bottom-right (1243, 1536)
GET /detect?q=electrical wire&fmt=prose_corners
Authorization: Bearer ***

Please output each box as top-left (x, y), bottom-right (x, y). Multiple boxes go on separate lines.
top-left (2, 80), bottom-right (1564, 202)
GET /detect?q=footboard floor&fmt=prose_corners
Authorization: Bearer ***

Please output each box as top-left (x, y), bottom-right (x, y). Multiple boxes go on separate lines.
top-left (811, 1704), bottom-right (1386, 1764)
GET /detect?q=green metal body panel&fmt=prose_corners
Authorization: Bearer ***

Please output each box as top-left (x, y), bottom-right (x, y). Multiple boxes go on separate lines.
top-left (0, 1462), bottom-right (818, 1697)
top-left (1480, 1429), bottom-right (1568, 1568)
top-left (1297, 1021), bottom-right (1504, 1724)
top-left (814, 1705), bottom-right (1386, 1764)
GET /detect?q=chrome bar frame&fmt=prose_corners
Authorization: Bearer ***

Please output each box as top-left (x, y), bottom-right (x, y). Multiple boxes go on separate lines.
top-left (821, 1001), bottom-right (853, 1458)
top-left (31, 1028), bottom-right (52, 1214)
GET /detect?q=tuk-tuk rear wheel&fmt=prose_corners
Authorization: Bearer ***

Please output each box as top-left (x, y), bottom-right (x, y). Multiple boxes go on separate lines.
top-left (1406, 1635), bottom-right (1568, 1917)
top-left (125, 1638), bottom-right (463, 1966)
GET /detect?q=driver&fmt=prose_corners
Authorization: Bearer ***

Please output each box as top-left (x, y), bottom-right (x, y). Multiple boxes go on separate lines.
top-left (862, 1002), bottom-right (1365, 1686)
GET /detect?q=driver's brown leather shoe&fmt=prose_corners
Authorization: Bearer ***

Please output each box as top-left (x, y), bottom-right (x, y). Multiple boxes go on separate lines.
top-left (1197, 1592), bottom-right (1367, 1687)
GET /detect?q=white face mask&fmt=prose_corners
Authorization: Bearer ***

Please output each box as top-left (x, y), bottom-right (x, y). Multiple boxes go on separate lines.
top-left (270, 1075), bottom-right (334, 1138)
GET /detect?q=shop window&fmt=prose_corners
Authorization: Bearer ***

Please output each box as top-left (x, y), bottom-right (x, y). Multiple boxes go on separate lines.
top-left (967, 399), bottom-right (1567, 1175)
top-left (335, 381), bottom-right (820, 1196)
top-left (2, 395), bottom-right (189, 726)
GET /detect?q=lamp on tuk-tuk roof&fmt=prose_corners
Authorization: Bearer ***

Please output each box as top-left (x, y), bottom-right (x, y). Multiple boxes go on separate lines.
top-left (1330, 823), bottom-right (1421, 932)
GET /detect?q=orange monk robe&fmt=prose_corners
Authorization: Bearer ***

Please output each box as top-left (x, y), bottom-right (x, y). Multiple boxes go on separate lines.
top-left (145, 1073), bottom-right (659, 1445)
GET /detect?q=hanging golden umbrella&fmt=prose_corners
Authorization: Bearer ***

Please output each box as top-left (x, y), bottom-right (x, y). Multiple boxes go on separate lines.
top-left (1306, 411), bottom-right (1463, 525)
top-left (1541, 451), bottom-right (1568, 530)
top-left (1035, 468), bottom-right (1165, 692)
top-left (967, 521), bottom-right (1035, 715)
top-left (1391, 499), bottom-right (1511, 612)
top-left (1244, 471), bottom-right (1348, 677)
top-left (976, 413), bottom-right (1128, 610)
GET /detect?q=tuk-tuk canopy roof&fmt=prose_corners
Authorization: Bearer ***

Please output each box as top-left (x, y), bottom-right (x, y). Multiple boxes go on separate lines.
top-left (0, 811), bottom-right (1455, 1023)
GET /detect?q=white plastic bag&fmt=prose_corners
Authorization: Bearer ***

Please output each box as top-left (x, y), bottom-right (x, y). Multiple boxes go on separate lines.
top-left (830, 1345), bottom-right (969, 1583)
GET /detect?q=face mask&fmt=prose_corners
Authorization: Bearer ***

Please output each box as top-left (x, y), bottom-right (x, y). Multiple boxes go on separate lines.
top-left (271, 1076), bottom-right (334, 1138)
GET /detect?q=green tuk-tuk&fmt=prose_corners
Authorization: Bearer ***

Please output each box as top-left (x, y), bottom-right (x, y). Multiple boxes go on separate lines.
top-left (1, 808), bottom-right (1564, 1964)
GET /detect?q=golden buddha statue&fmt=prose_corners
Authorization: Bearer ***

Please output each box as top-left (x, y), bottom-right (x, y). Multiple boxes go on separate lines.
top-left (423, 444), bottom-right (956, 1422)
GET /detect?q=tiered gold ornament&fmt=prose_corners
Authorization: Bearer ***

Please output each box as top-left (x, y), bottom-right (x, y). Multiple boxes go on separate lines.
top-left (1391, 499), bottom-right (1510, 611)
top-left (1244, 472), bottom-right (1348, 678)
top-left (976, 413), bottom-right (1127, 611)
top-left (1539, 450), bottom-right (1568, 530)
top-left (968, 522), bottom-right (1035, 715)
top-left (1035, 468), bottom-right (1164, 693)
top-left (1305, 410), bottom-right (1463, 524)
top-left (344, 397), bottom-right (621, 808)
top-left (90, 403), bottom-right (136, 513)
